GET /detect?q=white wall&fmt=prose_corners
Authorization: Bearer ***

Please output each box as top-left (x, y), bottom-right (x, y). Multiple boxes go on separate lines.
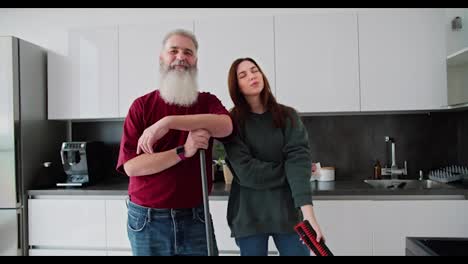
top-left (445, 8), bottom-right (468, 56)
top-left (0, 8), bottom-right (417, 55)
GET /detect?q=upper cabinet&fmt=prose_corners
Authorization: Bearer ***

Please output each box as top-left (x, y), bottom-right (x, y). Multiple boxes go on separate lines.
top-left (275, 13), bottom-right (360, 113)
top-left (359, 9), bottom-right (447, 111)
top-left (48, 26), bottom-right (119, 119)
top-left (118, 21), bottom-right (194, 118)
top-left (446, 8), bottom-right (468, 58)
top-left (195, 16), bottom-right (275, 110)
top-left (48, 10), bottom-right (451, 119)
top-left (446, 9), bottom-right (468, 107)
top-left (48, 52), bottom-right (74, 119)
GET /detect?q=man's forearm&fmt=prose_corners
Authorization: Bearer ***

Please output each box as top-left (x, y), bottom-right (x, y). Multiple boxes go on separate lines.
top-left (123, 148), bottom-right (181, 176)
top-left (166, 114), bottom-right (232, 138)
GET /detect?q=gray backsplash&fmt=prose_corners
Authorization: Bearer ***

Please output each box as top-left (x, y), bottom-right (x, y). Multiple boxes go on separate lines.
top-left (72, 121), bottom-right (124, 179)
top-left (302, 112), bottom-right (462, 180)
top-left (71, 109), bottom-right (468, 181)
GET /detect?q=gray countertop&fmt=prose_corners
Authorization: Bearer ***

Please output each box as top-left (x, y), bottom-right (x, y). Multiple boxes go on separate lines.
top-left (27, 177), bottom-right (468, 200)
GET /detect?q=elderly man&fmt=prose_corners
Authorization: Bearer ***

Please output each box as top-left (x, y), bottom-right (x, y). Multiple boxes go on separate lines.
top-left (116, 29), bottom-right (233, 256)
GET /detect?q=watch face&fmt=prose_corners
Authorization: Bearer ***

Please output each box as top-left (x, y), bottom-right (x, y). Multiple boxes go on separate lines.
top-left (176, 146), bottom-right (186, 160)
top-left (177, 146), bottom-right (184, 154)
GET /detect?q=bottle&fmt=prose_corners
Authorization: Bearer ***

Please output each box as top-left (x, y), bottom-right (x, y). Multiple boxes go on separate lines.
top-left (374, 160), bottom-right (382, 179)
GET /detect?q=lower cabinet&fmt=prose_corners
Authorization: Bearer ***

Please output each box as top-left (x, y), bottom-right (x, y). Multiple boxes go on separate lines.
top-left (106, 250), bottom-right (133, 256)
top-left (208, 200), bottom-right (279, 256)
top-left (209, 200), bottom-right (238, 254)
top-left (105, 199), bottom-right (131, 250)
top-left (28, 198), bottom-right (107, 248)
top-left (28, 196), bottom-right (468, 256)
top-left (312, 200), bottom-right (374, 256)
top-left (29, 249), bottom-right (108, 256)
top-left (28, 195), bottom-right (130, 256)
top-left (371, 200), bottom-right (468, 255)
top-left (29, 249), bottom-right (132, 256)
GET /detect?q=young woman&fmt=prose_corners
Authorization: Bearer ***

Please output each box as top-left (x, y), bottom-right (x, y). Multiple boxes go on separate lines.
top-left (223, 57), bottom-right (324, 256)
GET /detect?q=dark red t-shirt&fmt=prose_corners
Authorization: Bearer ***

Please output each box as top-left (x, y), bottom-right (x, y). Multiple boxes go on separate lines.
top-left (116, 90), bottom-right (231, 208)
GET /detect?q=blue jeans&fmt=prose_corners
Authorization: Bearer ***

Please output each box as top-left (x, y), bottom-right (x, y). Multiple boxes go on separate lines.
top-left (235, 233), bottom-right (310, 256)
top-left (127, 200), bottom-right (218, 256)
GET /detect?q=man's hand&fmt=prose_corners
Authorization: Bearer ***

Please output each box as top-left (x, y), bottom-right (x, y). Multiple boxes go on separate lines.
top-left (137, 117), bottom-right (170, 154)
top-left (184, 129), bottom-right (211, 158)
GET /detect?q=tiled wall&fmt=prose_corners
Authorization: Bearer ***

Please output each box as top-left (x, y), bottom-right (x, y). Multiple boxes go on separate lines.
top-left (71, 109), bottom-right (468, 181)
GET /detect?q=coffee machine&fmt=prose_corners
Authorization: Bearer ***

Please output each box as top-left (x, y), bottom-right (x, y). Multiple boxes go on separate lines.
top-left (58, 141), bottom-right (105, 187)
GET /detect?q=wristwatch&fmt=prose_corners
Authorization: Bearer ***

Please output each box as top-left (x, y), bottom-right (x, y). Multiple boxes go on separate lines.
top-left (176, 145), bottom-right (187, 161)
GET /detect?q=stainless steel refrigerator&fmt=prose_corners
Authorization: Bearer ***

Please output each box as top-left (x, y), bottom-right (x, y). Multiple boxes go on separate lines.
top-left (0, 36), bottom-right (67, 256)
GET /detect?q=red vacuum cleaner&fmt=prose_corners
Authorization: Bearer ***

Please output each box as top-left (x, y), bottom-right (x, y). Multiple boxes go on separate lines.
top-left (295, 220), bottom-right (333, 256)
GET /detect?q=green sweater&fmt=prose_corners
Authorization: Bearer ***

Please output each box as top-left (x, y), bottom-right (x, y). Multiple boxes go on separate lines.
top-left (224, 110), bottom-right (312, 238)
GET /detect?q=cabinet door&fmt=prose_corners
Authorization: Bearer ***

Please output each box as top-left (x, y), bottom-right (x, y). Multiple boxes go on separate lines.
top-left (209, 200), bottom-right (238, 252)
top-left (28, 198), bottom-right (106, 248)
top-left (446, 8), bottom-right (468, 56)
top-left (106, 250), bottom-right (133, 256)
top-left (195, 16), bottom-right (275, 110)
top-left (372, 200), bottom-right (468, 256)
top-left (29, 249), bottom-right (107, 256)
top-left (275, 13), bottom-right (360, 113)
top-left (312, 200), bottom-right (373, 256)
top-left (118, 21), bottom-right (193, 117)
top-left (105, 199), bottom-right (131, 250)
top-left (359, 9), bottom-right (447, 111)
top-left (48, 52), bottom-right (75, 119)
top-left (210, 200), bottom-right (279, 254)
top-left (447, 65), bottom-right (468, 106)
top-left (68, 27), bottom-right (119, 119)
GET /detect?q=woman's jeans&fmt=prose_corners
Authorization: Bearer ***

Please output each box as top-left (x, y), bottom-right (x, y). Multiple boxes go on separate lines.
top-left (127, 200), bottom-right (218, 256)
top-left (235, 233), bottom-right (310, 256)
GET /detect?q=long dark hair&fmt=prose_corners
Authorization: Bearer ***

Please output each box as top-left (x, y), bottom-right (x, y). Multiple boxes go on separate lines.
top-left (227, 57), bottom-right (295, 130)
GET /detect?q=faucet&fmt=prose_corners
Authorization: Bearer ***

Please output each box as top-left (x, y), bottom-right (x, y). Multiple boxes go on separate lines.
top-left (381, 136), bottom-right (407, 179)
top-left (418, 170), bottom-right (424, 181)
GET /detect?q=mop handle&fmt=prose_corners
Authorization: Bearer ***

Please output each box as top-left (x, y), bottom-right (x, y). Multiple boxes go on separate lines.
top-left (199, 149), bottom-right (214, 256)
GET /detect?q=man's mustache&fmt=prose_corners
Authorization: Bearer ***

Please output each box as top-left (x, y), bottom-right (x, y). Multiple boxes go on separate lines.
top-left (169, 59), bottom-right (191, 70)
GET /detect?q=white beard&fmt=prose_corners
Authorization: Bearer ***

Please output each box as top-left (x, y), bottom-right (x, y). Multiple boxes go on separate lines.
top-left (159, 64), bottom-right (199, 107)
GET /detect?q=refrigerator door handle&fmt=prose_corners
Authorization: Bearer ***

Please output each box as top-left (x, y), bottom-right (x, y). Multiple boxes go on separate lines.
top-left (17, 210), bottom-right (22, 255)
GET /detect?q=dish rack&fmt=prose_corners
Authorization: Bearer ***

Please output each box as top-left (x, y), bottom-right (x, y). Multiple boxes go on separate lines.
top-left (428, 165), bottom-right (468, 183)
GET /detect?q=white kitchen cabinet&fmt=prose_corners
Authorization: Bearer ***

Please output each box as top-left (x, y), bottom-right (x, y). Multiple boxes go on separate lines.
top-left (48, 27), bottom-right (119, 119)
top-left (313, 200), bottom-right (373, 256)
top-left (445, 8), bottom-right (468, 57)
top-left (47, 52), bottom-right (74, 119)
top-left (209, 199), bottom-right (278, 255)
top-left (118, 21), bottom-right (194, 117)
top-left (359, 9), bottom-right (447, 111)
top-left (105, 198), bottom-right (131, 250)
top-left (372, 200), bottom-right (468, 256)
top-left (29, 249), bottom-right (107, 256)
top-left (28, 198), bottom-right (107, 248)
top-left (70, 27), bottom-right (119, 118)
top-left (210, 200), bottom-right (238, 253)
top-left (106, 250), bottom-right (133, 256)
top-left (275, 13), bottom-right (360, 113)
top-left (446, 9), bottom-right (468, 107)
top-left (447, 64), bottom-right (468, 106)
top-left (195, 16), bottom-right (275, 110)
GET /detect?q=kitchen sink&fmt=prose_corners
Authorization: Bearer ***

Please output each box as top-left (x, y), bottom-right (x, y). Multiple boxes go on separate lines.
top-left (363, 179), bottom-right (455, 190)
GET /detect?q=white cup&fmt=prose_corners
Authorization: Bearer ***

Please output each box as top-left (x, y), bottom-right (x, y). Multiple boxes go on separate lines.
top-left (318, 167), bottom-right (335, 181)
